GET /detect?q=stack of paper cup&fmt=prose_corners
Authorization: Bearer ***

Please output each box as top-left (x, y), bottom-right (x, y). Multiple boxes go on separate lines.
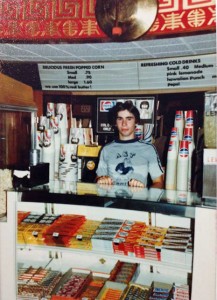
top-left (183, 127), bottom-right (195, 191)
top-left (165, 140), bottom-right (178, 190)
top-left (135, 124), bottom-right (143, 140)
top-left (50, 116), bottom-right (61, 179)
top-left (170, 127), bottom-right (179, 153)
top-left (46, 102), bottom-right (55, 118)
top-left (185, 110), bottom-right (194, 127)
top-left (177, 140), bottom-right (189, 191)
top-left (84, 120), bottom-right (94, 145)
top-left (42, 129), bottom-right (55, 181)
top-left (59, 144), bottom-right (78, 182)
top-left (165, 189), bottom-right (177, 203)
top-left (185, 110), bottom-right (194, 141)
top-left (174, 110), bottom-right (184, 140)
top-left (71, 117), bottom-right (77, 128)
top-left (36, 131), bottom-right (43, 162)
top-left (143, 124), bottom-right (154, 143)
top-left (177, 191), bottom-right (193, 205)
top-left (39, 116), bottom-right (49, 132)
top-left (56, 103), bottom-right (68, 144)
top-left (69, 128), bottom-right (85, 145)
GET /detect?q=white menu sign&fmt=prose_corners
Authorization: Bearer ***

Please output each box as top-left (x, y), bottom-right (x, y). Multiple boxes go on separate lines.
top-left (138, 54), bottom-right (216, 89)
top-left (38, 54), bottom-right (216, 91)
top-left (38, 62), bottom-right (139, 91)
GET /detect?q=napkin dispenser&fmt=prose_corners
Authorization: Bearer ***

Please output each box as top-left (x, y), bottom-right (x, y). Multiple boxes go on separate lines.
top-left (13, 163), bottom-right (49, 188)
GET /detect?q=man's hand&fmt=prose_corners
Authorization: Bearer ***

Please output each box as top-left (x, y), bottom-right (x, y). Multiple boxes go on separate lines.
top-left (128, 179), bottom-right (145, 188)
top-left (96, 176), bottom-right (113, 185)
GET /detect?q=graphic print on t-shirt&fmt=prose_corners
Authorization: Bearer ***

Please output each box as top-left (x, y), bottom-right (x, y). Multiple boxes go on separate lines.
top-left (115, 151), bottom-right (135, 175)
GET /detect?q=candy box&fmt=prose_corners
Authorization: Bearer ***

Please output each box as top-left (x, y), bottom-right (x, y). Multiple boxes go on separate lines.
top-left (17, 211), bottom-right (31, 224)
top-left (148, 281), bottom-right (173, 299)
top-left (79, 272), bottom-right (109, 300)
top-left (51, 268), bottom-right (92, 300)
top-left (134, 244), bottom-right (161, 261)
top-left (112, 237), bottom-right (135, 256)
top-left (122, 283), bottom-right (150, 300)
top-left (69, 220), bottom-right (101, 250)
top-left (18, 267), bottom-right (62, 299)
top-left (91, 233), bottom-right (115, 252)
top-left (22, 224), bottom-right (48, 246)
top-left (109, 261), bottom-right (140, 284)
top-left (95, 281), bottom-right (127, 300)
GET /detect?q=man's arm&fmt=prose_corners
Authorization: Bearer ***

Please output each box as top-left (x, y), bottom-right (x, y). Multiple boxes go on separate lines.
top-left (151, 174), bottom-right (164, 189)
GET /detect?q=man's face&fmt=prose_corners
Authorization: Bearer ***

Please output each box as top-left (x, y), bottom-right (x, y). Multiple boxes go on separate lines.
top-left (116, 109), bottom-right (136, 140)
top-left (141, 104), bottom-right (148, 110)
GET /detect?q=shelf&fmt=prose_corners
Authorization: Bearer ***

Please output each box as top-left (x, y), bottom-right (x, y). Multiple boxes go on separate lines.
top-left (17, 243), bottom-right (192, 273)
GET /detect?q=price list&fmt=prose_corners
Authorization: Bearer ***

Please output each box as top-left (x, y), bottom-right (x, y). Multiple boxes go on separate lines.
top-left (38, 54), bottom-right (216, 91)
top-left (38, 62), bottom-right (139, 91)
top-left (138, 54), bottom-right (216, 90)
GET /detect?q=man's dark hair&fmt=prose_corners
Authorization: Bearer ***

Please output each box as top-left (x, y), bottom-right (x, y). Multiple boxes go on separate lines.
top-left (140, 100), bottom-right (149, 109)
top-left (108, 100), bottom-right (140, 125)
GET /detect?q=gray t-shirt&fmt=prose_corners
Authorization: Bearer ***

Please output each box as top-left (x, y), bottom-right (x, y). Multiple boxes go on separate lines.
top-left (96, 138), bottom-right (164, 186)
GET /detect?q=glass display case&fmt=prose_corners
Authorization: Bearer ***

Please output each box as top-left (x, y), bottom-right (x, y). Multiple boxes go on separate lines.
top-left (1, 182), bottom-right (215, 299)
top-left (17, 186), bottom-right (194, 299)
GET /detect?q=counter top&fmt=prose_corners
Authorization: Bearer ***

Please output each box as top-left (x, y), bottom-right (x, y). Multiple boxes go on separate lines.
top-left (13, 181), bottom-right (209, 219)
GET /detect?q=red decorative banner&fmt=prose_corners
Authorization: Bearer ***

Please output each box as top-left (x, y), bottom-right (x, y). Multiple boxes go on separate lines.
top-left (0, 0), bottom-right (215, 41)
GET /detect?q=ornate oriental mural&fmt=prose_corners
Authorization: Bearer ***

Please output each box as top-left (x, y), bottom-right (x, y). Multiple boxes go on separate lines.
top-left (0, 0), bottom-right (215, 41)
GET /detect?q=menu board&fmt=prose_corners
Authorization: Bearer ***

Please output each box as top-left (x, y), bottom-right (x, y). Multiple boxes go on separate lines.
top-left (38, 62), bottom-right (139, 91)
top-left (138, 54), bottom-right (216, 89)
top-left (38, 54), bottom-right (216, 91)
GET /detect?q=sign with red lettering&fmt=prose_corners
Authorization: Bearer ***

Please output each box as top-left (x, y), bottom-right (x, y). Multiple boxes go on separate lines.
top-left (0, 0), bottom-right (215, 41)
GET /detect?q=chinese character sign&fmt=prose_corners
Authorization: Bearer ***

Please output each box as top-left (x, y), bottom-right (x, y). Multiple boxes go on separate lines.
top-left (0, 0), bottom-right (215, 40)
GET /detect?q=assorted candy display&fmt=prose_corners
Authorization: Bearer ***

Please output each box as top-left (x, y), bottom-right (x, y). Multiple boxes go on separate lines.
top-left (17, 211), bottom-right (192, 299)
top-left (17, 264), bottom-right (190, 300)
top-left (18, 212), bottom-right (192, 265)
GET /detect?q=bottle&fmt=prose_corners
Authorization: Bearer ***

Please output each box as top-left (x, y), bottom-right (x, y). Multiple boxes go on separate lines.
top-left (183, 127), bottom-right (195, 191)
top-left (174, 110), bottom-right (184, 140)
top-left (176, 140), bottom-right (189, 191)
top-left (165, 140), bottom-right (178, 190)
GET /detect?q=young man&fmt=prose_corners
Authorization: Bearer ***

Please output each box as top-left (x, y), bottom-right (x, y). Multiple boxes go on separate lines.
top-left (96, 101), bottom-right (164, 188)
